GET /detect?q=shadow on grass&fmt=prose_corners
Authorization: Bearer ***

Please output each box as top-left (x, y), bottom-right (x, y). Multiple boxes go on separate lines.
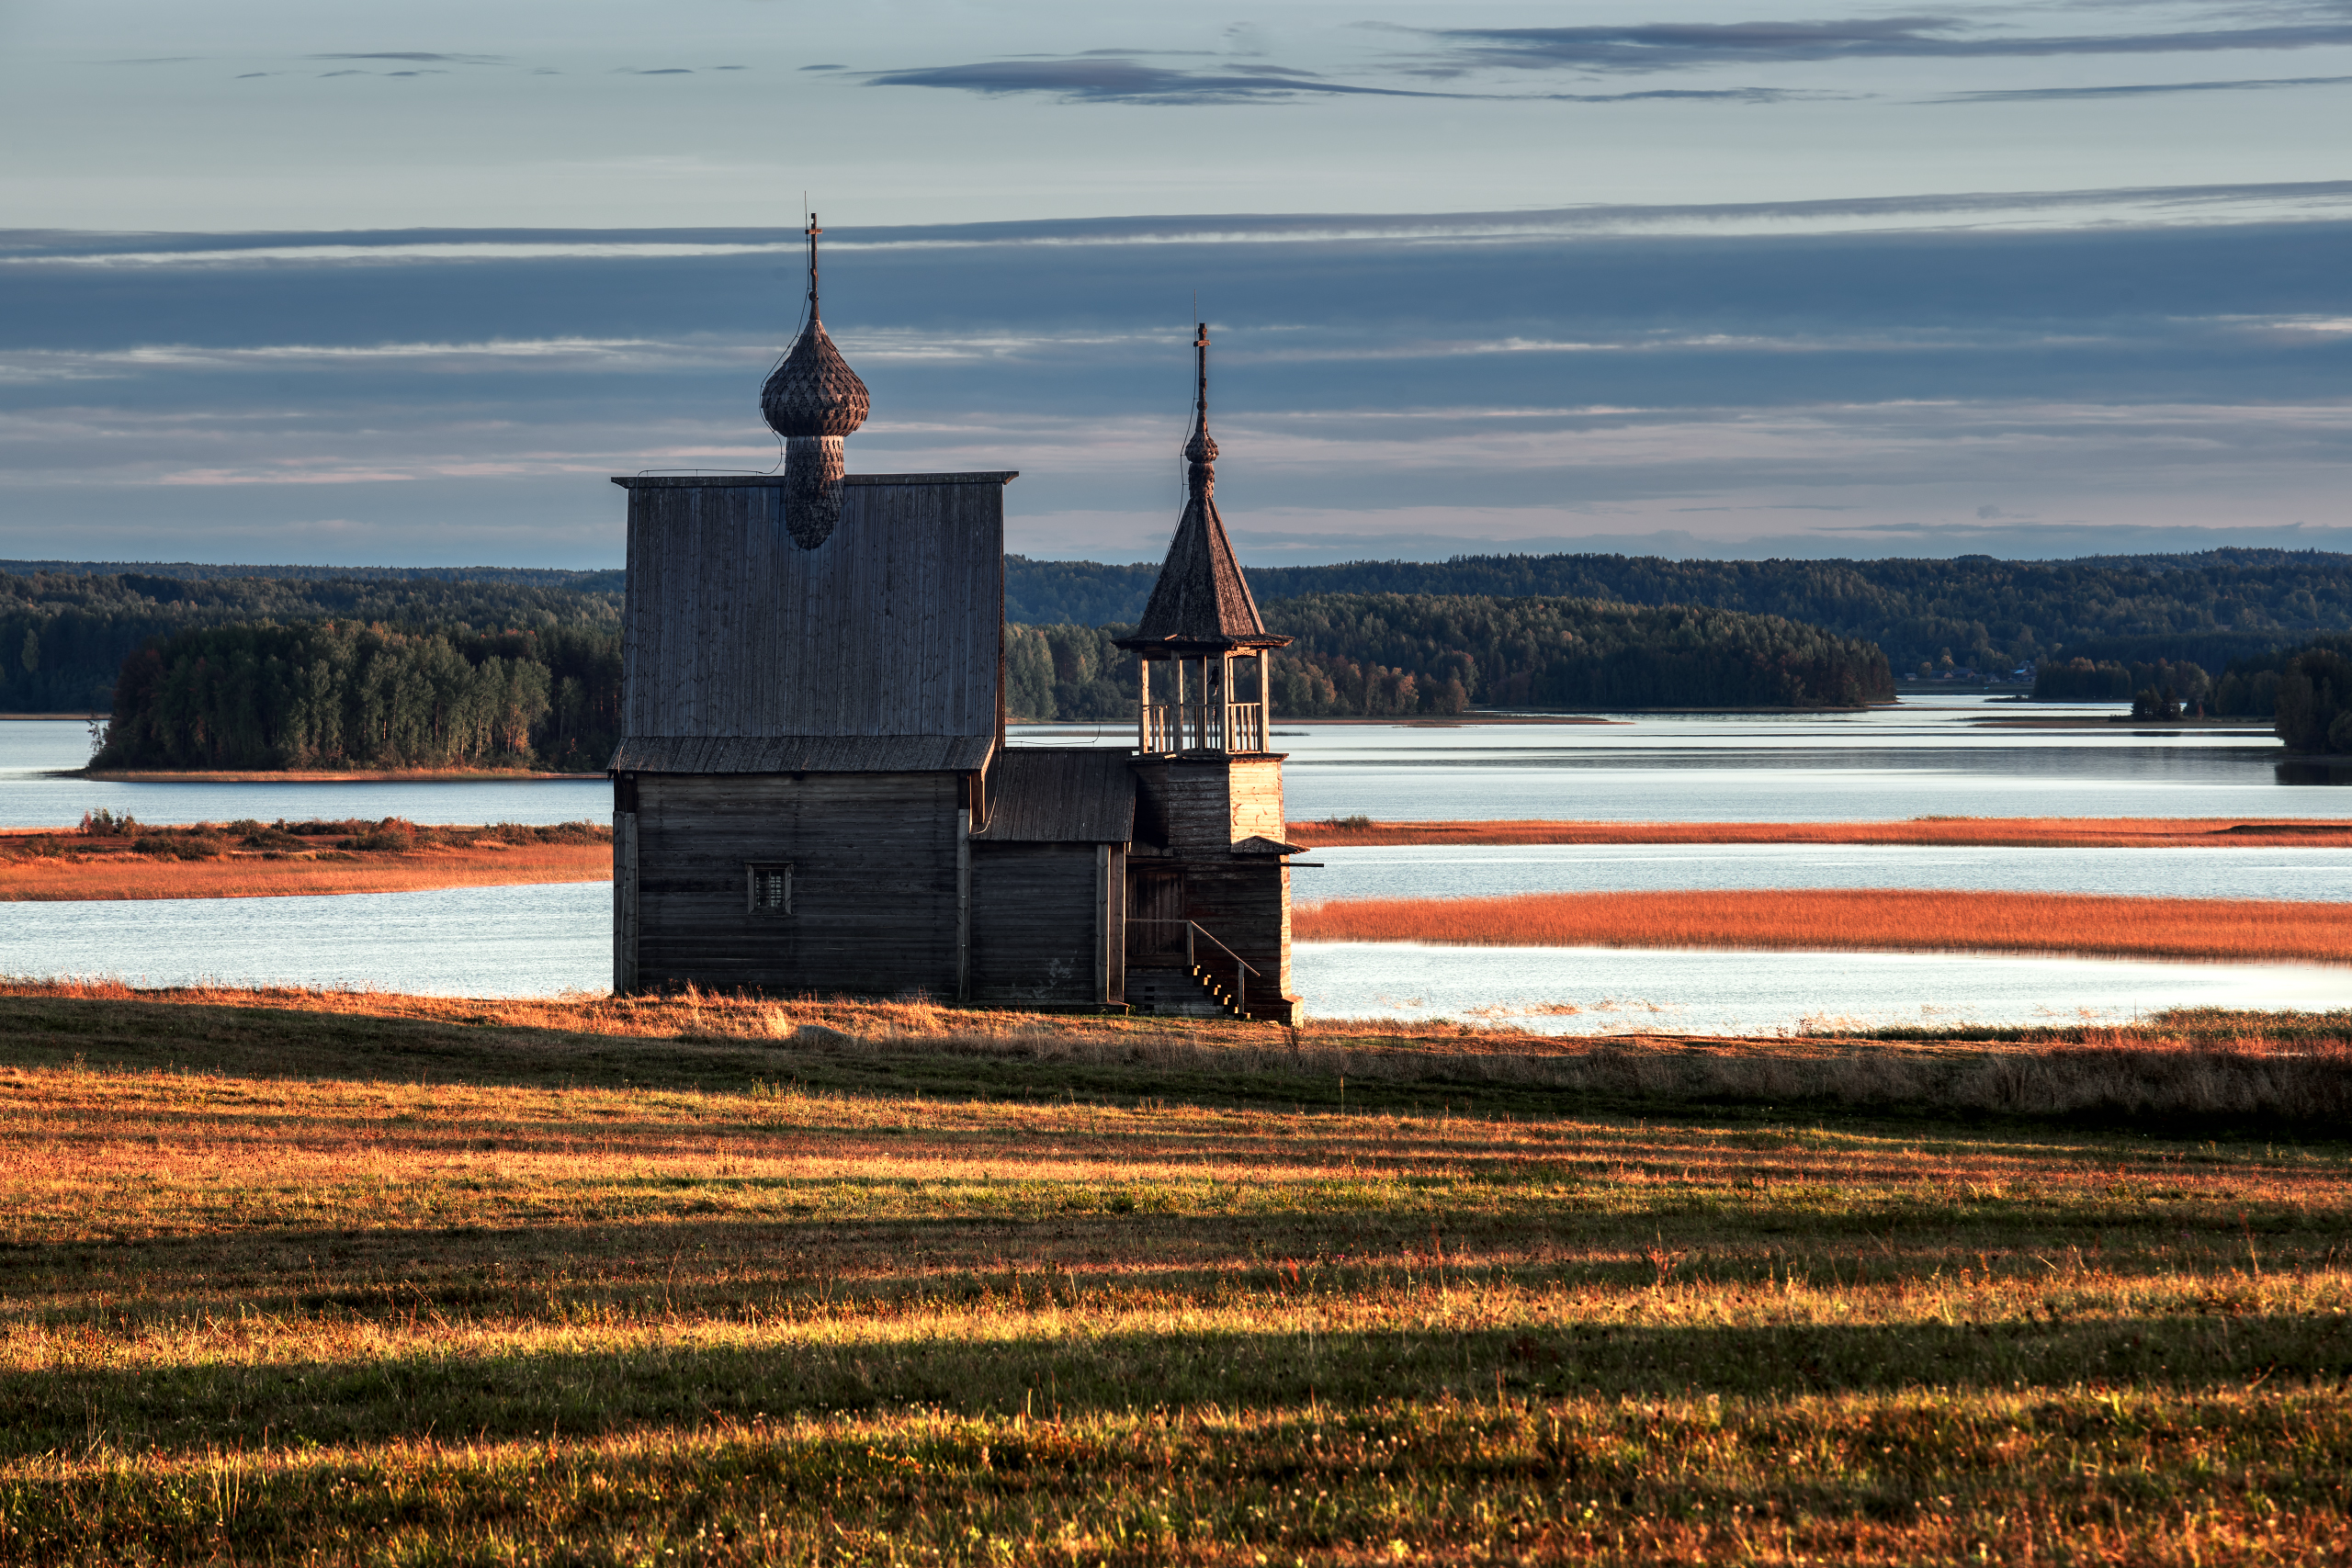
top-left (5, 995), bottom-right (2347, 1144)
top-left (7, 1308), bottom-right (2349, 1459)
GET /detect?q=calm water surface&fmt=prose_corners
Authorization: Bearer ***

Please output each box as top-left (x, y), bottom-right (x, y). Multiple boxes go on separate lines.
top-left (6, 705), bottom-right (2346, 1018)
top-left (1301, 843), bottom-right (2352, 904)
top-left (1, 720), bottom-right (606, 829)
top-left (3, 882), bottom-right (2336, 1032)
top-left (1025, 696), bottom-right (2328, 822)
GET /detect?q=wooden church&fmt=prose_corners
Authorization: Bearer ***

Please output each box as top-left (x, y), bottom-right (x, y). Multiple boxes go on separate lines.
top-left (609, 220), bottom-right (1304, 1020)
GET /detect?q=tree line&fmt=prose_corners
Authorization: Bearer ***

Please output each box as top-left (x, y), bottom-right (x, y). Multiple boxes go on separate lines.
top-left (94, 622), bottom-right (620, 772)
top-left (1003, 594), bottom-right (1893, 722)
top-left (1, 568), bottom-right (620, 715)
top-left (1007, 547), bottom-right (2352, 680)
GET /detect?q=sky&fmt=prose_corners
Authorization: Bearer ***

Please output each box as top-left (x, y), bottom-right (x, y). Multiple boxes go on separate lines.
top-left (1, 0), bottom-right (2348, 568)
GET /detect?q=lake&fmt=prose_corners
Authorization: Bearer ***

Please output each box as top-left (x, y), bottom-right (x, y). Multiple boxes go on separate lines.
top-left (6, 703), bottom-right (2346, 1025)
top-left (4, 880), bottom-right (2335, 1036)
top-left (1, 698), bottom-right (2324, 830)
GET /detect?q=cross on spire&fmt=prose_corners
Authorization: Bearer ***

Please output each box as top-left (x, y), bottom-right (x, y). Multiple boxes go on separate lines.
top-left (805, 211), bottom-right (822, 317)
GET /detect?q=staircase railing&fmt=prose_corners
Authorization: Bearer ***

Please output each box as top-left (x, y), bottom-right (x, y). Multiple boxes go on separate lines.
top-left (1130, 918), bottom-right (1261, 1017)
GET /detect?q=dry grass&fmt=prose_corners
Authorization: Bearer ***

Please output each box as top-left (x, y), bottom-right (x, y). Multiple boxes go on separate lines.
top-left (0, 818), bottom-right (609, 901)
top-left (1290, 816), bottom-right (2352, 848)
top-left (0, 841), bottom-right (607, 900)
top-left (0, 980), bottom-right (2345, 1562)
top-left (1298, 887), bottom-right (2352, 966)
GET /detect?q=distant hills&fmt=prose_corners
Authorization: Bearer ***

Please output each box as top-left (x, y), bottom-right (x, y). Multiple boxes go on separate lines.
top-left (8, 547), bottom-right (2348, 716)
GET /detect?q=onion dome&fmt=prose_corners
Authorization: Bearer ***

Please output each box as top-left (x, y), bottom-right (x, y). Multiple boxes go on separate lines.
top-left (763, 214), bottom-right (867, 549)
top-left (761, 316), bottom-right (869, 440)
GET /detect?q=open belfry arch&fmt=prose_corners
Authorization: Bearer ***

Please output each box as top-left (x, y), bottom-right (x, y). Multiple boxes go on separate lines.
top-left (610, 222), bottom-right (1303, 1021)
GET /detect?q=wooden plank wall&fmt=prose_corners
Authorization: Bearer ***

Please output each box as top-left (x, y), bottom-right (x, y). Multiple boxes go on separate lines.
top-left (968, 842), bottom-right (1102, 1004)
top-left (622, 479), bottom-right (1003, 739)
top-left (1126, 758), bottom-right (1295, 1017)
top-left (630, 772), bottom-right (961, 996)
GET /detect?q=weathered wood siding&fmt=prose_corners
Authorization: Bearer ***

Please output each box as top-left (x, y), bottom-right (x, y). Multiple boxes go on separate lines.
top-left (1125, 757), bottom-right (1295, 1020)
top-left (628, 771), bottom-right (961, 995)
top-left (618, 476), bottom-right (1007, 741)
top-left (969, 841), bottom-right (1102, 1004)
top-left (1227, 758), bottom-right (1285, 841)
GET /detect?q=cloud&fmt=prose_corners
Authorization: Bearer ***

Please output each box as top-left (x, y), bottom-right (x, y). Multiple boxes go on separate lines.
top-left (863, 57), bottom-right (1466, 104)
top-left (800, 63), bottom-right (846, 72)
top-left (1938, 73), bottom-right (2352, 102)
top-left (618, 69), bottom-right (695, 75)
top-left (1404, 17), bottom-right (2352, 74)
top-left (305, 52), bottom-right (509, 64)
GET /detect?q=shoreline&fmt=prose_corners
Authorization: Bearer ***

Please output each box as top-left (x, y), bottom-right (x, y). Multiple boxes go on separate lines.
top-left (75, 768), bottom-right (606, 783)
top-left (1288, 816), bottom-right (2352, 848)
top-left (1, 829), bottom-right (608, 901)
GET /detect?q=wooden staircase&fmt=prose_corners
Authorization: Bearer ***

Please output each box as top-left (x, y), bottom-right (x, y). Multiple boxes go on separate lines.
top-left (1125, 965), bottom-right (1250, 1020)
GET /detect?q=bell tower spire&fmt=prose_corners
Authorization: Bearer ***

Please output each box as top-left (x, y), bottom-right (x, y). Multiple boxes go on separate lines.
top-left (1116, 321), bottom-right (1290, 754)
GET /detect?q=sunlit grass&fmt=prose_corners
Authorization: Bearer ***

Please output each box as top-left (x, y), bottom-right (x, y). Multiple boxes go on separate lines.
top-left (0, 982), bottom-right (2346, 1562)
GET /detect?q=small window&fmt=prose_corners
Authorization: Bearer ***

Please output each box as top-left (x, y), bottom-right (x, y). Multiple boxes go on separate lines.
top-left (746, 863), bottom-right (792, 915)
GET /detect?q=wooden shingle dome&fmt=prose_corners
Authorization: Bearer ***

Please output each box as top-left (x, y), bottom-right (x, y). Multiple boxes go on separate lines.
top-left (760, 214), bottom-right (867, 547)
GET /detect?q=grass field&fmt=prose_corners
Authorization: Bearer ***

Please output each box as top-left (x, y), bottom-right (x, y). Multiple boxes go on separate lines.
top-left (1289, 817), bottom-right (2352, 849)
top-left (1297, 888), bottom-right (2352, 966)
top-left (0, 979), bottom-right (2346, 1563)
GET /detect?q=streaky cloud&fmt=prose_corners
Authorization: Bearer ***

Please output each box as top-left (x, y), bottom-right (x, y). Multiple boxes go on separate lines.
top-left (863, 57), bottom-right (1468, 103)
top-left (306, 51), bottom-right (510, 64)
top-left (1937, 73), bottom-right (2352, 103)
top-left (1408, 17), bottom-right (2352, 73)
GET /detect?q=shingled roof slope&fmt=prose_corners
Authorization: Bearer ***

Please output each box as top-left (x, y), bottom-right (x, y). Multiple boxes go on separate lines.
top-left (971, 749), bottom-right (1136, 842)
top-left (1125, 495), bottom-right (1283, 649)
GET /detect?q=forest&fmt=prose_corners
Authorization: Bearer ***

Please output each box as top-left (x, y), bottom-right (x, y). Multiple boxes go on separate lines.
top-left (1008, 547), bottom-right (2351, 678)
top-left (19, 549), bottom-right (2352, 720)
top-left (1004, 594), bottom-right (1893, 722)
top-left (2206, 636), bottom-right (2352, 752)
top-left (93, 622), bottom-right (620, 773)
top-left (0, 568), bottom-right (619, 715)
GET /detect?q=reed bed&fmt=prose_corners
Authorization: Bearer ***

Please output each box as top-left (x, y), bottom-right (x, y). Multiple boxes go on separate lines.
top-left (1290, 816), bottom-right (2352, 848)
top-left (0, 982), bottom-right (2345, 1563)
top-left (0, 840), bottom-right (607, 900)
top-left (1298, 887), bottom-right (2352, 965)
top-left (0, 818), bottom-right (609, 901)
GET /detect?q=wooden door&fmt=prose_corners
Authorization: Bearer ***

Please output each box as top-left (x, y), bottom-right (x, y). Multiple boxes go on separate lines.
top-left (1126, 865), bottom-right (1186, 963)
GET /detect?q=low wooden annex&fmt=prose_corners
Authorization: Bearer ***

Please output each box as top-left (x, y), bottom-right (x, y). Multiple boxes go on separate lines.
top-left (609, 229), bottom-right (1302, 1018)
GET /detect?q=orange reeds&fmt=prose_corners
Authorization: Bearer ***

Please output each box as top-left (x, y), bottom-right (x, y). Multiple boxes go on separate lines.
top-left (1297, 888), bottom-right (2352, 965)
top-left (1288, 817), bottom-right (2352, 848)
top-left (0, 841), bottom-right (607, 901)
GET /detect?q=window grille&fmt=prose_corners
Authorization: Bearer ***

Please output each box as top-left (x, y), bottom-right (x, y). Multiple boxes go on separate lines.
top-left (747, 863), bottom-right (792, 914)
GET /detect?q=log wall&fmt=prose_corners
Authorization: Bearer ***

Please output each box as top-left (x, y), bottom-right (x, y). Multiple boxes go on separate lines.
top-left (969, 841), bottom-right (1103, 1004)
top-left (1127, 756), bottom-right (1295, 1021)
top-left (620, 771), bottom-right (962, 996)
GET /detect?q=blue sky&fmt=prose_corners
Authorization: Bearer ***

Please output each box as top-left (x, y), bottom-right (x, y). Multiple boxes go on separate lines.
top-left (2, 1), bottom-right (2348, 567)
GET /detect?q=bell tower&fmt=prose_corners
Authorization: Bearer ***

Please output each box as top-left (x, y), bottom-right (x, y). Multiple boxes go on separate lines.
top-left (1114, 323), bottom-right (1302, 1022)
top-left (1118, 322), bottom-right (1292, 752)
